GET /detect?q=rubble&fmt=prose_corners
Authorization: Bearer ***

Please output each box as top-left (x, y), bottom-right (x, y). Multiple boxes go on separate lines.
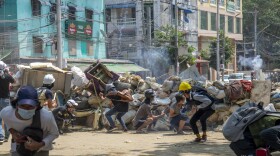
top-left (11, 61), bottom-right (279, 132)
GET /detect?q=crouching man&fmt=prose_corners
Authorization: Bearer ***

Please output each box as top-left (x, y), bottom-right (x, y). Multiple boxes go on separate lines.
top-left (132, 89), bottom-right (164, 133)
top-left (0, 86), bottom-right (59, 156)
top-left (52, 99), bottom-right (78, 134)
top-left (169, 93), bottom-right (188, 135)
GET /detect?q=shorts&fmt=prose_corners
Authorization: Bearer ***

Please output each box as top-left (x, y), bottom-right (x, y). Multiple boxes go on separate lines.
top-left (170, 114), bottom-right (188, 127)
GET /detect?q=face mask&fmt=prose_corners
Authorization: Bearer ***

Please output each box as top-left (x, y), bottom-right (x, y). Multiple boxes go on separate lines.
top-left (17, 108), bottom-right (36, 120)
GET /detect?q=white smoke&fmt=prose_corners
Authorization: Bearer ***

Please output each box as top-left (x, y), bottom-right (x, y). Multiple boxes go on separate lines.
top-left (238, 55), bottom-right (263, 70)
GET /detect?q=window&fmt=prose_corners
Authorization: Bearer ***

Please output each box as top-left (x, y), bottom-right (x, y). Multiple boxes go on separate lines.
top-left (87, 42), bottom-right (94, 56)
top-left (68, 6), bottom-right (76, 20)
top-left (200, 11), bottom-right (208, 30)
top-left (228, 16), bottom-right (234, 33)
top-left (220, 0), bottom-right (225, 6)
top-left (116, 8), bottom-right (136, 19)
top-left (68, 40), bottom-right (76, 56)
top-left (235, 0), bottom-right (241, 10)
top-left (211, 12), bottom-right (216, 31)
top-left (236, 18), bottom-right (241, 34)
top-left (210, 0), bottom-right (216, 5)
top-left (220, 14), bottom-right (225, 31)
top-left (31, 0), bottom-right (41, 16)
top-left (33, 37), bottom-right (43, 53)
top-left (106, 9), bottom-right (111, 22)
top-left (85, 9), bottom-right (93, 22)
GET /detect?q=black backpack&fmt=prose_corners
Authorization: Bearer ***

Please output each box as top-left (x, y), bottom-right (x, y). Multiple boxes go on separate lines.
top-left (16, 110), bottom-right (43, 156)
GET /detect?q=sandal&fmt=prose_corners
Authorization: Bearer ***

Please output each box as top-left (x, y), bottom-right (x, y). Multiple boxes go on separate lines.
top-left (201, 135), bottom-right (207, 142)
top-left (193, 137), bottom-right (201, 142)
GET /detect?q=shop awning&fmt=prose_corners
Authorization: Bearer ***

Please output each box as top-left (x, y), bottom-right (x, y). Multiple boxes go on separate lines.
top-left (102, 63), bottom-right (150, 73)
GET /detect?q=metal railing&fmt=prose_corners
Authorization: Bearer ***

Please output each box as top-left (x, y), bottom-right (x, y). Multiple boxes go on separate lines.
top-left (116, 18), bottom-right (136, 26)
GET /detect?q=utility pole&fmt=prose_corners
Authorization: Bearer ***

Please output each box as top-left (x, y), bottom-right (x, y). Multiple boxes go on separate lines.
top-left (222, 33), bottom-right (225, 81)
top-left (56, 0), bottom-right (63, 68)
top-left (175, 0), bottom-right (179, 75)
top-left (254, 7), bottom-right (258, 57)
top-left (243, 40), bottom-right (246, 71)
top-left (216, 0), bottom-right (220, 80)
top-left (147, 6), bottom-right (152, 46)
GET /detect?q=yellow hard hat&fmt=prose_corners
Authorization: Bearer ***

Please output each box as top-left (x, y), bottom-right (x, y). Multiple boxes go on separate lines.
top-left (179, 82), bottom-right (192, 91)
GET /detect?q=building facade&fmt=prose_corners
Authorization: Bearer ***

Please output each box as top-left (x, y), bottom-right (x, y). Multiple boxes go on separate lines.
top-left (104, 0), bottom-right (199, 65)
top-left (197, 0), bottom-right (243, 74)
top-left (0, 0), bottom-right (106, 64)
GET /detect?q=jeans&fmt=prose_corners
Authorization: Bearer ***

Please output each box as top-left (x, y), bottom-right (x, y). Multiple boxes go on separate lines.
top-left (190, 108), bottom-right (215, 134)
top-left (0, 98), bottom-right (10, 140)
top-left (105, 107), bottom-right (127, 129)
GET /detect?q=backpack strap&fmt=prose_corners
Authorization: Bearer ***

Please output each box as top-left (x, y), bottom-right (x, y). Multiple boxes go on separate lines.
top-left (30, 110), bottom-right (41, 129)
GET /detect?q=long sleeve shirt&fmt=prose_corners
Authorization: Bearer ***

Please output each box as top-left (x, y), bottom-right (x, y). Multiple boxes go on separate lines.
top-left (0, 106), bottom-right (59, 152)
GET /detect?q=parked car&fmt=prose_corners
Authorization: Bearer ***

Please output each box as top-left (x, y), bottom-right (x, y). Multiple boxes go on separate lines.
top-left (243, 75), bottom-right (252, 81)
top-left (223, 75), bottom-right (229, 83)
top-left (228, 73), bottom-right (244, 83)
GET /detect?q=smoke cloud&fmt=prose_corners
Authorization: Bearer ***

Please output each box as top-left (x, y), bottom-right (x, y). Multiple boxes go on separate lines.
top-left (238, 55), bottom-right (263, 70)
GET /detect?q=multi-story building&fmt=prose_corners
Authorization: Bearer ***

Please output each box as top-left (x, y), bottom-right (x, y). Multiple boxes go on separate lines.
top-left (105, 0), bottom-right (198, 66)
top-left (0, 0), bottom-right (106, 64)
top-left (197, 0), bottom-right (243, 74)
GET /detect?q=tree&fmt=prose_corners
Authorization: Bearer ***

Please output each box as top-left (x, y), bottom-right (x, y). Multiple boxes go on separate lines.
top-left (243, 0), bottom-right (280, 69)
top-left (154, 25), bottom-right (196, 65)
top-left (208, 31), bottom-right (234, 70)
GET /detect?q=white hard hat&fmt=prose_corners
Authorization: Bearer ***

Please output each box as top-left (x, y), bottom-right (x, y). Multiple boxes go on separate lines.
top-left (66, 99), bottom-right (78, 107)
top-left (0, 61), bottom-right (7, 70)
top-left (43, 74), bottom-right (55, 85)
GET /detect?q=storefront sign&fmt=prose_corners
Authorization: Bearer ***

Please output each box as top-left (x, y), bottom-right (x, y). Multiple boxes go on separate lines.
top-left (65, 20), bottom-right (93, 40)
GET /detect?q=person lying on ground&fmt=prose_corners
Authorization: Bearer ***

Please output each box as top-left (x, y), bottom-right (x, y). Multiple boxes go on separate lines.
top-left (132, 89), bottom-right (165, 133)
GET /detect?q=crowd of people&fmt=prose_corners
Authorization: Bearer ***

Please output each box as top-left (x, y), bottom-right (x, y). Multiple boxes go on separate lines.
top-left (1, 60), bottom-right (280, 156)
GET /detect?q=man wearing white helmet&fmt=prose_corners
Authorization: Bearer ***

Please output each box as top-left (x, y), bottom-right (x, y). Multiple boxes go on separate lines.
top-left (52, 99), bottom-right (78, 134)
top-left (37, 74), bottom-right (57, 111)
top-left (0, 61), bottom-right (15, 144)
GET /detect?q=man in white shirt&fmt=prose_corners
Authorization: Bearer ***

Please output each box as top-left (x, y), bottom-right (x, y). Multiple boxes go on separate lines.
top-left (0, 86), bottom-right (59, 156)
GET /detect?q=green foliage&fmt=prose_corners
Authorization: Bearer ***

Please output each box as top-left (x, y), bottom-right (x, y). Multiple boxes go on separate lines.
top-left (243, 0), bottom-right (280, 66)
top-left (209, 31), bottom-right (234, 70)
top-left (200, 49), bottom-right (210, 60)
top-left (154, 25), bottom-right (196, 65)
top-left (178, 45), bottom-right (197, 66)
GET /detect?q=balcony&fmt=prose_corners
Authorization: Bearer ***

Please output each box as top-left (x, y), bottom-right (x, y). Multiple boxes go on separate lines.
top-left (116, 18), bottom-right (136, 26)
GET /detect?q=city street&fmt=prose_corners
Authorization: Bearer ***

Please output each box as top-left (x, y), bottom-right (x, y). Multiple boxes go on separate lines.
top-left (0, 130), bottom-right (234, 156)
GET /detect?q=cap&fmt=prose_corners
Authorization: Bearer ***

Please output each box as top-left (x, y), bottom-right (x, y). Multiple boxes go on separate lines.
top-left (43, 74), bottom-right (55, 85)
top-left (17, 86), bottom-right (39, 106)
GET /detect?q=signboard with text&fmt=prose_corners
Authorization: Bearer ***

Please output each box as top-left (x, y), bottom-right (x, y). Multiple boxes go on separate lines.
top-left (65, 20), bottom-right (93, 40)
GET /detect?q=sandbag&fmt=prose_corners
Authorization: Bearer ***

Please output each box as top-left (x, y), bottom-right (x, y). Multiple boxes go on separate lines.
top-left (207, 113), bottom-right (219, 123)
top-left (217, 111), bottom-right (231, 121)
top-left (213, 81), bottom-right (225, 90)
top-left (213, 103), bottom-right (230, 111)
top-left (153, 97), bottom-right (171, 106)
top-left (138, 82), bottom-right (150, 92)
top-left (88, 95), bottom-right (102, 106)
top-left (224, 81), bottom-right (244, 101)
top-left (229, 105), bottom-right (240, 113)
top-left (149, 82), bottom-right (161, 90)
top-left (162, 80), bottom-right (173, 92)
top-left (157, 89), bottom-right (169, 99)
top-left (154, 115), bottom-right (170, 131)
top-left (113, 81), bottom-right (131, 91)
top-left (274, 102), bottom-right (280, 109)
